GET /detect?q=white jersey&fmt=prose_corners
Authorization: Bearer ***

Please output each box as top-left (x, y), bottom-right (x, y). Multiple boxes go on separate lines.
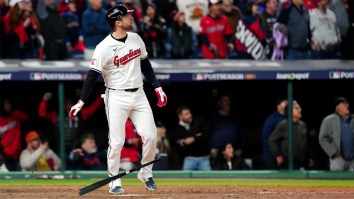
top-left (89, 32), bottom-right (148, 89)
top-left (176, 0), bottom-right (209, 34)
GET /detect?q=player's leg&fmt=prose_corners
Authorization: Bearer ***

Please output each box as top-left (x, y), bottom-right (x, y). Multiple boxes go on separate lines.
top-left (104, 89), bottom-right (130, 193)
top-left (129, 89), bottom-right (157, 190)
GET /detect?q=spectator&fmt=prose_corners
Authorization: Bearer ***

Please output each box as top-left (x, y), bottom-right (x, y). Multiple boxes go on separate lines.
top-left (37, 0), bottom-right (68, 60)
top-left (208, 95), bottom-right (245, 159)
top-left (38, 92), bottom-right (102, 153)
top-left (69, 133), bottom-right (106, 170)
top-left (261, 0), bottom-right (278, 58)
top-left (234, 0), bottom-right (248, 15)
top-left (176, 0), bottom-right (209, 34)
top-left (120, 119), bottom-right (141, 171)
top-left (156, 121), bottom-right (171, 155)
top-left (213, 143), bottom-right (249, 170)
top-left (277, 0), bottom-right (311, 59)
top-left (310, 0), bottom-right (341, 59)
top-left (329, 0), bottom-right (349, 40)
top-left (262, 0), bottom-right (278, 32)
top-left (20, 131), bottom-right (61, 171)
top-left (235, 0), bottom-right (267, 59)
top-left (170, 106), bottom-right (211, 170)
top-left (319, 97), bottom-right (354, 171)
top-left (166, 11), bottom-right (198, 59)
top-left (61, 0), bottom-right (84, 59)
top-left (221, 0), bottom-right (242, 58)
top-left (0, 0), bottom-right (10, 58)
top-left (200, 0), bottom-right (234, 59)
top-left (152, 0), bottom-right (177, 25)
top-left (0, 99), bottom-right (29, 171)
top-left (221, 0), bottom-right (242, 35)
top-left (140, 3), bottom-right (167, 59)
top-left (261, 98), bottom-right (287, 169)
top-left (153, 121), bottom-right (170, 170)
top-left (82, 0), bottom-right (110, 60)
top-left (3, 0), bottom-right (42, 58)
top-left (268, 101), bottom-right (309, 169)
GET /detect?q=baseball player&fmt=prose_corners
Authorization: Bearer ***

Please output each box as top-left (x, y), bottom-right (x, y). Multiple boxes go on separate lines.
top-left (69, 4), bottom-right (167, 195)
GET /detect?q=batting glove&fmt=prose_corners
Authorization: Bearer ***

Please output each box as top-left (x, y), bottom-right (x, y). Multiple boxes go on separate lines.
top-left (69, 100), bottom-right (84, 119)
top-left (155, 87), bottom-right (167, 107)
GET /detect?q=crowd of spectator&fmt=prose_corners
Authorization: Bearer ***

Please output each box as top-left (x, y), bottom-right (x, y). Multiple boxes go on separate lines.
top-left (0, 0), bottom-right (353, 60)
top-left (1, 92), bottom-right (354, 172)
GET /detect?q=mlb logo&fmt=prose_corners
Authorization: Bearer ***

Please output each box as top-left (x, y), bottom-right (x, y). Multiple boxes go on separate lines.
top-left (195, 73), bottom-right (205, 80)
top-left (33, 73), bottom-right (42, 80)
top-left (329, 71), bottom-right (340, 79)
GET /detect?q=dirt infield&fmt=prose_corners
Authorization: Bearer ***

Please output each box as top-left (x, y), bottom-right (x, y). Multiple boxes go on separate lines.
top-left (0, 185), bottom-right (354, 199)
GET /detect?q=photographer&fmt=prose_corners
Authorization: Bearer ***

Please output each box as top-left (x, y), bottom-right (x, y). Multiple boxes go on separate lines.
top-left (20, 131), bottom-right (61, 171)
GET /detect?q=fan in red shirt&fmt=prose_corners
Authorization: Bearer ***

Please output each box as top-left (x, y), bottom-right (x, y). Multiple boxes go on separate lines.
top-left (0, 99), bottom-right (29, 171)
top-left (200, 0), bottom-right (234, 59)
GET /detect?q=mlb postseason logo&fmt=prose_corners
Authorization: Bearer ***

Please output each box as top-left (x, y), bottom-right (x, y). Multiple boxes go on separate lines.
top-left (30, 72), bottom-right (83, 80)
top-left (329, 71), bottom-right (354, 79)
top-left (193, 73), bottom-right (244, 81)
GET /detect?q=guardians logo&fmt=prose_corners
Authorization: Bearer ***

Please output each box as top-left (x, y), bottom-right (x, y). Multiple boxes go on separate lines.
top-left (235, 20), bottom-right (266, 60)
top-left (114, 48), bottom-right (141, 67)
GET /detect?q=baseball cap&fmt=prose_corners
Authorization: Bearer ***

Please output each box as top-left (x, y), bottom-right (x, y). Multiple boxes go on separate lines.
top-left (209, 0), bottom-right (223, 7)
top-left (25, 131), bottom-right (39, 144)
top-left (334, 97), bottom-right (348, 107)
top-left (9, 0), bottom-right (30, 7)
top-left (106, 4), bottom-right (134, 20)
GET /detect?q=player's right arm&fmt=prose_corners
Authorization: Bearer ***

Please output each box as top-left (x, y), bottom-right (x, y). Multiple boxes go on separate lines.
top-left (69, 46), bottom-right (103, 119)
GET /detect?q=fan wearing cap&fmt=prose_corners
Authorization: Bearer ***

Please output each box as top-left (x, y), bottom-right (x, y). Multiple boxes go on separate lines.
top-left (200, 0), bottom-right (234, 59)
top-left (319, 97), bottom-right (354, 171)
top-left (69, 4), bottom-right (167, 195)
top-left (19, 131), bottom-right (61, 171)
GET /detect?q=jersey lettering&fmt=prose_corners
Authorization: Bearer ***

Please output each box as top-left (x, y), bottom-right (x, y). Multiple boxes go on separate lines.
top-left (113, 48), bottom-right (141, 67)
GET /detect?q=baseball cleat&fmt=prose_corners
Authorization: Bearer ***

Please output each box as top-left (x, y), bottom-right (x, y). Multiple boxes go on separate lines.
top-left (109, 186), bottom-right (124, 195)
top-left (138, 175), bottom-right (157, 191)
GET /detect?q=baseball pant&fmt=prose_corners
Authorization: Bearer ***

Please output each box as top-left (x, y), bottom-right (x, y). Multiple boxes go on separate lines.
top-left (104, 87), bottom-right (157, 188)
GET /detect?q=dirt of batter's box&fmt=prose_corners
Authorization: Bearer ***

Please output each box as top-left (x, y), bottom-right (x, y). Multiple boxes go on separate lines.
top-left (0, 186), bottom-right (354, 199)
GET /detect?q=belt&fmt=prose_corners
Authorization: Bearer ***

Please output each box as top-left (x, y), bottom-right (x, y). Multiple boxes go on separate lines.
top-left (108, 87), bottom-right (139, 92)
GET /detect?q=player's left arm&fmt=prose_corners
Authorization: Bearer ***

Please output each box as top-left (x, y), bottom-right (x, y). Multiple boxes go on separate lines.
top-left (138, 33), bottom-right (167, 107)
top-left (140, 57), bottom-right (167, 107)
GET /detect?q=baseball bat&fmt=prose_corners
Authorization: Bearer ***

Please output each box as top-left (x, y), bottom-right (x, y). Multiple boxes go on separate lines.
top-left (78, 158), bottom-right (161, 196)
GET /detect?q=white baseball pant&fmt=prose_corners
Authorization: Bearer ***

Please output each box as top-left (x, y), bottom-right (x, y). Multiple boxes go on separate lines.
top-left (104, 87), bottom-right (157, 188)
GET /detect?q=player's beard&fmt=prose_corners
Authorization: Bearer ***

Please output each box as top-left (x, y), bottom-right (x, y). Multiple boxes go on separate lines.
top-left (122, 22), bottom-right (133, 31)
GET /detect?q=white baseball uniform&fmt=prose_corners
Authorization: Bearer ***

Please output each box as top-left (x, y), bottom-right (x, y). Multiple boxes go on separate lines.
top-left (90, 32), bottom-right (157, 188)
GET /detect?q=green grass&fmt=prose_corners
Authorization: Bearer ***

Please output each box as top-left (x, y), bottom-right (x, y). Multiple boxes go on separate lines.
top-left (1, 179), bottom-right (354, 187)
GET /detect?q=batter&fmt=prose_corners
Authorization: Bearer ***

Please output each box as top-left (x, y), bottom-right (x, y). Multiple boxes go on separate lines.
top-left (69, 4), bottom-right (167, 195)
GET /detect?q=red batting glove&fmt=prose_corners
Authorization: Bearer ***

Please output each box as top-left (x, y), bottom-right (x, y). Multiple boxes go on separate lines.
top-left (69, 100), bottom-right (84, 119)
top-left (155, 87), bottom-right (167, 107)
